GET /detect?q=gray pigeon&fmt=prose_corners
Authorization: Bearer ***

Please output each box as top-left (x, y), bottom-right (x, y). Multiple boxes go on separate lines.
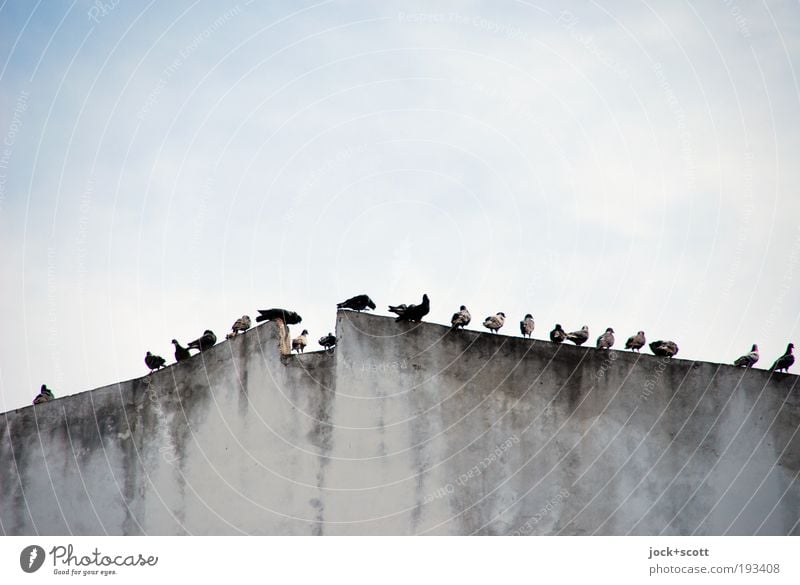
top-left (451, 305), bottom-right (471, 329)
top-left (596, 327), bottom-right (615, 350)
top-left (566, 326), bottom-right (589, 346)
top-left (483, 312), bottom-right (506, 334)
top-left (625, 331), bottom-right (646, 352)
top-left (770, 343), bottom-right (794, 373)
top-left (733, 344), bottom-right (759, 368)
top-left (227, 315), bottom-right (251, 339)
top-left (292, 330), bottom-right (309, 353)
top-left (520, 314), bottom-right (534, 338)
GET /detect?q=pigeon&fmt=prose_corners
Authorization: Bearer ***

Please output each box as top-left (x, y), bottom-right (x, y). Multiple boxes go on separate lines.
top-left (145, 351), bottom-right (166, 372)
top-left (451, 305), bottom-right (471, 329)
top-left (770, 343), bottom-right (795, 373)
top-left (256, 308), bottom-right (302, 324)
top-left (566, 326), bottom-right (589, 346)
top-left (388, 294), bottom-right (430, 323)
top-left (650, 340), bottom-right (679, 358)
top-left (625, 331), bottom-right (646, 352)
top-left (550, 324), bottom-right (567, 343)
top-left (733, 344), bottom-right (759, 368)
top-left (337, 294), bottom-right (376, 312)
top-left (318, 333), bottom-right (336, 350)
top-left (292, 330), bottom-right (309, 353)
top-left (483, 312), bottom-right (506, 334)
top-left (171, 339), bottom-right (191, 362)
top-left (520, 314), bottom-right (534, 338)
top-left (596, 327), bottom-right (615, 350)
top-left (187, 330), bottom-right (217, 352)
top-left (226, 315), bottom-right (251, 339)
top-left (33, 384), bottom-right (54, 404)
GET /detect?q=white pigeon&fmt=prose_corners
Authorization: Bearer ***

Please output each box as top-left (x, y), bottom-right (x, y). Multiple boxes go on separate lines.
top-left (520, 314), bottom-right (534, 338)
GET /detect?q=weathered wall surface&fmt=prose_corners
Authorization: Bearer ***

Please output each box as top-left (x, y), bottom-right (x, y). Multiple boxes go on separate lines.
top-left (1, 313), bottom-right (798, 535)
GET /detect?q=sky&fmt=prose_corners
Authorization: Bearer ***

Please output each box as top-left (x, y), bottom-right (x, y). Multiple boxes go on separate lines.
top-left (1, 0), bottom-right (799, 412)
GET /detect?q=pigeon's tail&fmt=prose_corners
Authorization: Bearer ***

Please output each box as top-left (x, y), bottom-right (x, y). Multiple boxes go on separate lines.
top-left (255, 315), bottom-right (267, 323)
top-left (336, 302), bottom-right (345, 309)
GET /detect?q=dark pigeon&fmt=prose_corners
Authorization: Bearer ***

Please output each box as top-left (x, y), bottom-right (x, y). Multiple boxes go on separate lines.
top-left (650, 340), bottom-right (679, 358)
top-left (318, 333), bottom-right (336, 350)
top-left (770, 343), bottom-right (795, 373)
top-left (33, 384), bottom-right (55, 404)
top-left (733, 344), bottom-right (759, 368)
top-left (145, 351), bottom-right (166, 372)
top-left (550, 324), bottom-right (567, 343)
top-left (187, 330), bottom-right (217, 352)
top-left (172, 339), bottom-right (191, 362)
top-left (337, 294), bottom-right (376, 312)
top-left (388, 294), bottom-right (430, 323)
top-left (256, 308), bottom-right (302, 324)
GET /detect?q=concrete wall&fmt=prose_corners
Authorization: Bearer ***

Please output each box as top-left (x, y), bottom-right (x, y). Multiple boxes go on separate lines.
top-left (1, 312), bottom-right (798, 535)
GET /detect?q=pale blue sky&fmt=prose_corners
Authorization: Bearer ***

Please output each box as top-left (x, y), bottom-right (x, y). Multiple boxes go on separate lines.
top-left (1, 0), bottom-right (799, 411)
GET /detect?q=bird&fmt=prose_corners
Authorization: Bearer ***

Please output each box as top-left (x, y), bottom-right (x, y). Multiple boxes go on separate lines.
top-left (292, 330), bottom-right (309, 353)
top-left (770, 343), bottom-right (795, 373)
top-left (451, 305), bottom-right (471, 329)
top-left (318, 333), bottom-right (336, 350)
top-left (145, 351), bottom-right (166, 372)
top-left (256, 308), bottom-right (302, 324)
top-left (625, 331), bottom-right (646, 352)
top-left (388, 294), bottom-right (430, 323)
top-left (566, 326), bottom-right (589, 346)
top-left (187, 330), bottom-right (217, 352)
top-left (596, 327), bottom-right (615, 350)
top-left (33, 384), bottom-right (54, 404)
top-left (650, 340), bottom-right (679, 358)
top-left (483, 312), bottom-right (506, 334)
top-left (226, 315), bottom-right (251, 339)
top-left (733, 344), bottom-right (759, 368)
top-left (171, 339), bottom-right (191, 362)
top-left (550, 324), bottom-right (567, 343)
top-left (337, 294), bottom-right (376, 312)
top-left (520, 314), bottom-right (534, 338)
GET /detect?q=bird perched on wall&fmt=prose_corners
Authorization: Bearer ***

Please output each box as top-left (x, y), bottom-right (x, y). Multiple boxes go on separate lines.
top-left (550, 324), bottom-right (567, 343)
top-left (770, 343), bottom-right (795, 373)
top-left (733, 344), bottom-right (759, 368)
top-left (483, 312), bottom-right (506, 334)
top-left (388, 294), bottom-right (430, 322)
top-left (596, 328), bottom-right (615, 350)
top-left (337, 294), bottom-right (376, 312)
top-left (650, 340), bottom-right (679, 358)
top-left (33, 384), bottom-right (55, 404)
top-left (256, 308), bottom-right (302, 324)
top-left (172, 339), bottom-right (191, 362)
top-left (318, 333), bottom-right (336, 350)
top-left (292, 330), bottom-right (309, 353)
top-left (566, 326), bottom-right (589, 346)
top-left (625, 331), bottom-right (646, 352)
top-left (226, 315), bottom-right (251, 339)
top-left (520, 314), bottom-right (534, 338)
top-left (144, 351), bottom-right (166, 372)
top-left (451, 305), bottom-right (471, 329)
top-left (187, 330), bottom-right (217, 352)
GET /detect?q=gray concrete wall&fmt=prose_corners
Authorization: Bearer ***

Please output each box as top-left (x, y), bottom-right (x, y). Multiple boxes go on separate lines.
top-left (1, 312), bottom-right (798, 535)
